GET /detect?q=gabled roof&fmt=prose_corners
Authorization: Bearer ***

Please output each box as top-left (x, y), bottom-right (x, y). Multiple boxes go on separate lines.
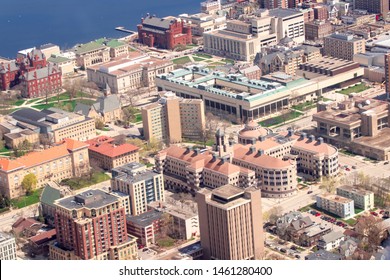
top-left (142, 16), bottom-right (176, 30)
top-left (86, 136), bottom-right (139, 158)
top-left (40, 183), bottom-right (61, 207)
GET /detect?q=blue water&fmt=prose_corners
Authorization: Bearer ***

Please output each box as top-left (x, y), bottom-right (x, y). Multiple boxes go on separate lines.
top-left (0, 0), bottom-right (200, 58)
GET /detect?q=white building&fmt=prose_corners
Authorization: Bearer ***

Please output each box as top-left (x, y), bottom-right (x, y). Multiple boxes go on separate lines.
top-left (318, 231), bottom-right (345, 251)
top-left (0, 233), bottom-right (17, 260)
top-left (336, 186), bottom-right (374, 211)
top-left (316, 194), bottom-right (355, 218)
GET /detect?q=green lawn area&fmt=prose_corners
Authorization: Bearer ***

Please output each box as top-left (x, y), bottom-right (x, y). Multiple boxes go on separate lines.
top-left (11, 189), bottom-right (43, 209)
top-left (26, 98), bottom-right (42, 104)
top-left (183, 139), bottom-right (215, 147)
top-left (343, 218), bottom-right (357, 226)
top-left (292, 101), bottom-right (316, 111)
top-left (339, 149), bottom-right (357, 157)
top-left (32, 99), bottom-right (95, 112)
top-left (14, 99), bottom-right (26, 106)
top-left (193, 53), bottom-right (212, 59)
top-left (355, 208), bottom-right (364, 214)
top-left (61, 172), bottom-right (110, 190)
top-left (209, 62), bottom-right (224, 66)
top-left (135, 114), bottom-right (142, 123)
top-left (157, 237), bottom-right (175, 247)
top-left (0, 146), bottom-right (10, 153)
top-left (173, 56), bottom-right (191, 65)
top-left (221, 58), bottom-right (235, 64)
top-left (299, 204), bottom-right (315, 212)
top-left (338, 83), bottom-right (369, 95)
top-left (259, 111), bottom-right (303, 127)
top-left (193, 56), bottom-right (205, 62)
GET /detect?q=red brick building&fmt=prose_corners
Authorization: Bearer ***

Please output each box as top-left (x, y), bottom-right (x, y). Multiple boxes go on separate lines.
top-left (313, 6), bottom-right (329, 21)
top-left (137, 16), bottom-right (192, 50)
top-left (0, 49), bottom-right (62, 97)
top-left (51, 189), bottom-right (138, 260)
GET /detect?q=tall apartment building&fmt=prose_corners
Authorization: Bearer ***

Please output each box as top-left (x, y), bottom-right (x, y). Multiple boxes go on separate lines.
top-left (86, 136), bottom-right (139, 170)
top-left (336, 185), bottom-right (374, 210)
top-left (197, 184), bottom-right (264, 260)
top-left (316, 194), bottom-right (355, 218)
top-left (0, 233), bottom-right (17, 260)
top-left (354, 0), bottom-right (389, 15)
top-left (111, 162), bottom-right (165, 216)
top-left (304, 21), bottom-right (332, 41)
top-left (11, 108), bottom-right (96, 143)
top-left (142, 92), bottom-right (205, 144)
top-left (0, 139), bottom-right (89, 199)
top-left (324, 33), bottom-right (366, 61)
top-left (50, 189), bottom-right (138, 260)
top-left (262, 0), bottom-right (288, 9)
top-left (203, 9), bottom-right (304, 62)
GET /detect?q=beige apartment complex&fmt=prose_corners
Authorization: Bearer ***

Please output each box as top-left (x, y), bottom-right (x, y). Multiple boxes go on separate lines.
top-left (86, 136), bottom-right (139, 170)
top-left (336, 185), bottom-right (374, 211)
top-left (86, 52), bottom-right (174, 94)
top-left (197, 185), bottom-right (264, 260)
top-left (203, 9), bottom-right (304, 62)
top-left (0, 139), bottom-right (90, 199)
top-left (73, 41), bottom-right (110, 69)
top-left (142, 92), bottom-right (205, 144)
top-left (47, 54), bottom-right (76, 77)
top-left (11, 108), bottom-right (96, 143)
top-left (316, 194), bottom-right (355, 218)
top-left (111, 162), bottom-right (165, 216)
top-left (324, 33), bottom-right (366, 61)
top-left (51, 189), bottom-right (138, 260)
top-left (313, 97), bottom-right (390, 160)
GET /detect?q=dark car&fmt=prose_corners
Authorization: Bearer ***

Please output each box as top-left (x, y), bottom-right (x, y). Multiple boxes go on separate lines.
top-left (295, 254), bottom-right (300, 259)
top-left (307, 190), bottom-right (313, 194)
top-left (290, 245), bottom-right (297, 250)
top-left (280, 248), bottom-right (287, 253)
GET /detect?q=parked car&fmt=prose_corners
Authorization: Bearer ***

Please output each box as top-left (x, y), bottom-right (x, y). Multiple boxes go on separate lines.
top-left (307, 190), bottom-right (313, 194)
top-left (345, 168), bottom-right (351, 171)
top-left (384, 161), bottom-right (389, 165)
top-left (295, 254), bottom-right (301, 259)
top-left (280, 248), bottom-right (287, 253)
top-left (315, 213), bottom-right (321, 217)
top-left (371, 212), bottom-right (379, 216)
top-left (352, 165), bottom-right (357, 169)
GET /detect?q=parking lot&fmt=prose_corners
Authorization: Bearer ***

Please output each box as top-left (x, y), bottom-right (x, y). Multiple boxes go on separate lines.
top-left (265, 233), bottom-right (310, 260)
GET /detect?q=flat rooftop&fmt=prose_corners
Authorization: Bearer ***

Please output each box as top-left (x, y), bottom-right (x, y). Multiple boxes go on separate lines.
top-left (112, 162), bottom-right (159, 184)
top-left (56, 189), bottom-right (119, 210)
top-left (126, 211), bottom-right (162, 227)
top-left (337, 185), bottom-right (374, 196)
top-left (318, 194), bottom-right (353, 204)
top-left (353, 127), bottom-right (390, 150)
top-left (148, 201), bottom-right (197, 220)
top-left (212, 184), bottom-right (245, 200)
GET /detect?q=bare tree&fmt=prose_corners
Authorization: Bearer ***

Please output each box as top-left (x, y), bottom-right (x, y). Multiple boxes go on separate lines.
top-left (320, 176), bottom-right (339, 194)
top-left (268, 206), bottom-right (283, 225)
top-left (63, 79), bottom-right (81, 101)
top-left (355, 215), bottom-right (384, 254)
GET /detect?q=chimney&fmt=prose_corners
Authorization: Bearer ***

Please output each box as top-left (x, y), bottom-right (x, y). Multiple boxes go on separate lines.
top-left (212, 154), bottom-right (217, 162)
top-left (194, 148), bottom-right (200, 155)
top-left (249, 146), bottom-right (256, 154)
top-left (309, 135), bottom-right (315, 142)
top-left (287, 129), bottom-right (293, 137)
top-left (257, 149), bottom-right (264, 156)
top-left (300, 132), bottom-right (307, 140)
top-left (317, 137), bottom-right (324, 144)
top-left (185, 147), bottom-right (191, 154)
top-left (259, 136), bottom-right (266, 142)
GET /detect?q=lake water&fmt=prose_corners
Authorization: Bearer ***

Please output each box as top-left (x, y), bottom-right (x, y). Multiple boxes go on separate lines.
top-left (0, 0), bottom-right (200, 58)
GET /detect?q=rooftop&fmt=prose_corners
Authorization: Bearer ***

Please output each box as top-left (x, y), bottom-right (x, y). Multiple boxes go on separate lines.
top-left (112, 162), bottom-right (160, 184)
top-left (126, 211), bottom-right (162, 227)
top-left (86, 136), bottom-right (139, 158)
top-left (320, 231), bottom-right (344, 243)
top-left (73, 41), bottom-right (107, 55)
top-left (317, 194), bottom-right (353, 204)
top-left (212, 184), bottom-right (245, 200)
top-left (56, 189), bottom-right (119, 210)
top-left (337, 185), bottom-right (374, 196)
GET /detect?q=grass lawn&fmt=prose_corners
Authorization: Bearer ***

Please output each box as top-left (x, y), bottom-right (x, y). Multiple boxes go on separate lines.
top-left (343, 218), bottom-right (357, 226)
top-left (11, 189), bottom-right (43, 209)
top-left (338, 84), bottom-right (369, 95)
top-left (135, 114), bottom-right (142, 123)
top-left (355, 208), bottom-right (364, 214)
top-left (183, 139), bottom-right (215, 147)
top-left (14, 99), bottom-right (26, 106)
top-left (299, 204), bottom-right (315, 212)
top-left (193, 53), bottom-right (212, 59)
top-left (339, 149), bottom-right (357, 157)
top-left (61, 172), bottom-right (111, 191)
top-left (193, 56), bottom-right (205, 62)
top-left (0, 146), bottom-right (10, 153)
top-left (292, 101), bottom-right (316, 112)
top-left (172, 56), bottom-right (191, 65)
top-left (157, 237), bottom-right (175, 247)
top-left (26, 98), bottom-right (42, 104)
top-left (259, 111), bottom-right (303, 127)
top-left (222, 58), bottom-right (235, 64)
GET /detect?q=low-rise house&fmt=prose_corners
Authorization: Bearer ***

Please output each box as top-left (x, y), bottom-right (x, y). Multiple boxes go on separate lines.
top-left (318, 231), bottom-right (345, 251)
top-left (12, 218), bottom-right (44, 238)
top-left (126, 211), bottom-right (162, 247)
top-left (338, 237), bottom-right (358, 258)
top-left (28, 229), bottom-right (56, 256)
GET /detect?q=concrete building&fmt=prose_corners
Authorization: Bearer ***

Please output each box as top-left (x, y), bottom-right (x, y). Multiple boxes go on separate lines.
top-left (316, 194), bottom-right (355, 218)
top-left (203, 9), bottom-right (304, 62)
top-left (111, 162), bottom-right (165, 216)
top-left (336, 185), bottom-right (374, 210)
top-left (0, 117), bottom-right (40, 149)
top-left (50, 189), bottom-right (138, 260)
top-left (318, 231), bottom-right (345, 251)
top-left (86, 136), bottom-right (139, 170)
top-left (0, 233), bottom-right (17, 260)
top-left (39, 44), bottom-right (60, 59)
top-left (149, 200), bottom-right (199, 240)
top-left (11, 108), bottom-right (96, 143)
top-left (137, 15), bottom-right (192, 50)
top-left (354, 0), bottom-right (389, 15)
top-left (324, 33), bottom-right (366, 61)
top-left (304, 20), bottom-right (332, 41)
top-left (86, 52), bottom-right (174, 94)
top-left (0, 139), bottom-right (89, 199)
top-left (47, 54), bottom-right (76, 77)
top-left (126, 211), bottom-right (162, 247)
top-left (197, 185), bottom-right (264, 260)
top-left (142, 92), bottom-right (205, 144)
top-left (74, 94), bottom-right (123, 124)
top-left (313, 97), bottom-right (390, 161)
top-left (73, 41), bottom-right (110, 70)
top-left (201, 0), bottom-right (221, 15)
top-left (156, 63), bottom-right (364, 123)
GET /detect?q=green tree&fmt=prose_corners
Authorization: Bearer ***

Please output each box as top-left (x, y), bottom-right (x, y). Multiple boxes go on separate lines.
top-left (21, 173), bottom-right (38, 195)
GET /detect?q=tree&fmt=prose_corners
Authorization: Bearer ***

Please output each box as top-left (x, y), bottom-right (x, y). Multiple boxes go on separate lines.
top-left (355, 215), bottom-right (384, 253)
top-left (159, 212), bottom-right (173, 238)
top-left (81, 80), bottom-right (99, 99)
top-left (268, 206), bottom-right (283, 225)
top-left (63, 79), bottom-right (81, 101)
top-left (21, 173), bottom-right (38, 195)
top-left (122, 106), bottom-right (139, 125)
top-left (95, 119), bottom-right (105, 130)
top-left (320, 176), bottom-right (338, 194)
top-left (39, 134), bottom-right (53, 149)
top-left (0, 139), bottom-right (5, 151)
top-left (13, 139), bottom-right (32, 157)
